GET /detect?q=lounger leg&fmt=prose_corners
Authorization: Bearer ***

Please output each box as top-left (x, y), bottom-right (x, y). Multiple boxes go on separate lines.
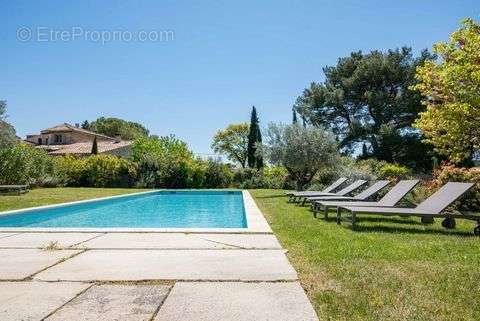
top-left (351, 211), bottom-right (356, 228)
top-left (474, 221), bottom-right (480, 236)
top-left (336, 207), bottom-right (342, 225)
top-left (324, 206), bottom-right (329, 220)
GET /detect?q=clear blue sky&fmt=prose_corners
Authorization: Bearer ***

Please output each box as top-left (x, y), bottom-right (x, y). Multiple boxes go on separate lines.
top-left (1, 1), bottom-right (478, 155)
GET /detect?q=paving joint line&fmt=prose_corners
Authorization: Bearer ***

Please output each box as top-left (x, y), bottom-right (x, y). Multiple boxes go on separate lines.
top-left (148, 282), bottom-right (175, 321)
top-left (24, 249), bottom-right (88, 281)
top-left (68, 232), bottom-right (108, 248)
top-left (194, 235), bottom-right (247, 249)
top-left (0, 233), bottom-right (21, 239)
top-left (39, 282), bottom-right (95, 320)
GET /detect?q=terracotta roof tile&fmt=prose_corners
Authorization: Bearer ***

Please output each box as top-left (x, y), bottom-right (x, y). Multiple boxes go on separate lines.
top-left (39, 140), bottom-right (132, 155)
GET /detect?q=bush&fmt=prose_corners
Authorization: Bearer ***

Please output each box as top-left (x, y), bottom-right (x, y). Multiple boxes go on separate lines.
top-left (0, 143), bottom-right (55, 186)
top-left (55, 155), bottom-right (88, 186)
top-left (83, 155), bottom-right (137, 187)
top-left (56, 154), bottom-right (137, 188)
top-left (232, 166), bottom-right (291, 189)
top-left (203, 159), bottom-right (234, 188)
top-left (427, 164), bottom-right (480, 211)
top-left (377, 163), bottom-right (411, 180)
top-left (262, 166), bottom-right (290, 189)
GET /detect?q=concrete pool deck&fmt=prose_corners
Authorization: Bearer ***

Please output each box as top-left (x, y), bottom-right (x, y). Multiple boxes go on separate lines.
top-left (0, 191), bottom-right (318, 321)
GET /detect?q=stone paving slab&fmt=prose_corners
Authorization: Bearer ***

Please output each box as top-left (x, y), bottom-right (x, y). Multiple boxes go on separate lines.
top-left (0, 249), bottom-right (81, 280)
top-left (155, 282), bottom-right (318, 321)
top-left (80, 233), bottom-right (236, 249)
top-left (0, 232), bottom-right (101, 248)
top-left (197, 234), bottom-right (282, 249)
top-left (35, 249), bottom-right (297, 281)
top-left (46, 284), bottom-right (170, 321)
top-left (0, 281), bottom-right (90, 321)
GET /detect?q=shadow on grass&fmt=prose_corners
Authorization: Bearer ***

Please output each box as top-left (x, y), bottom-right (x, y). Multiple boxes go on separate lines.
top-left (312, 214), bottom-right (475, 237)
top-left (317, 215), bottom-right (424, 226)
top-left (254, 194), bottom-right (287, 199)
top-left (350, 224), bottom-right (475, 237)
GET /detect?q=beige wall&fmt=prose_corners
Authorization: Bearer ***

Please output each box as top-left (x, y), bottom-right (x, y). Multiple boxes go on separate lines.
top-left (103, 145), bottom-right (132, 158)
top-left (27, 131), bottom-right (113, 145)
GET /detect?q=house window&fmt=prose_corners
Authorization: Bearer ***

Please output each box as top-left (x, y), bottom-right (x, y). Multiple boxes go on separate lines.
top-left (54, 134), bottom-right (63, 143)
top-left (37, 138), bottom-right (42, 145)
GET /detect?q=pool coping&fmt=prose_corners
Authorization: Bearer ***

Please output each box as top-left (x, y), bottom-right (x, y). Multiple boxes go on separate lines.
top-left (0, 190), bottom-right (272, 234)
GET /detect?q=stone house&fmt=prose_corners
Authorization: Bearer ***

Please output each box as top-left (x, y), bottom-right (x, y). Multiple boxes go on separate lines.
top-left (25, 123), bottom-right (132, 157)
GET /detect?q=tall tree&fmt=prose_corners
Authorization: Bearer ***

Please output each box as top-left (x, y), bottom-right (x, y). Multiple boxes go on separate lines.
top-left (263, 123), bottom-right (339, 190)
top-left (88, 117), bottom-right (149, 140)
top-left (91, 136), bottom-right (98, 155)
top-left (247, 106), bottom-right (263, 169)
top-left (413, 18), bottom-right (480, 164)
top-left (0, 100), bottom-right (17, 147)
top-left (292, 108), bottom-right (298, 124)
top-left (81, 120), bottom-right (90, 130)
top-left (211, 123), bottom-right (250, 168)
top-left (294, 47), bottom-right (437, 171)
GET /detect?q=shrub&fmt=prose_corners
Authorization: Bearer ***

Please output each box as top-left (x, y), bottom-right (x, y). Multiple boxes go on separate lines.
top-left (377, 163), bottom-right (411, 180)
top-left (427, 164), bottom-right (480, 211)
top-left (0, 143), bottom-right (55, 186)
top-left (56, 154), bottom-right (137, 187)
top-left (232, 166), bottom-right (291, 189)
top-left (55, 155), bottom-right (88, 186)
top-left (203, 159), bottom-right (234, 188)
top-left (83, 155), bottom-right (137, 187)
top-left (262, 166), bottom-right (290, 189)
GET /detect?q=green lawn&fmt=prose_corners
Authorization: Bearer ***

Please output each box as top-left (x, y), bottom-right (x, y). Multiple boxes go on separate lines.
top-left (250, 189), bottom-right (480, 321)
top-left (0, 187), bottom-right (149, 212)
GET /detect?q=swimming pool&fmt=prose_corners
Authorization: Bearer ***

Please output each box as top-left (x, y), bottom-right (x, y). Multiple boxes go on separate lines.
top-left (0, 191), bottom-right (247, 228)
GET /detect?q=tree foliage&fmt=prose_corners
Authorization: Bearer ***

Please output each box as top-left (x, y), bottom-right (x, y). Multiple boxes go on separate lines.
top-left (132, 135), bottom-right (200, 188)
top-left (262, 123), bottom-right (339, 190)
top-left (91, 136), bottom-right (98, 155)
top-left (211, 123), bottom-right (249, 168)
top-left (294, 47), bottom-right (436, 171)
top-left (88, 117), bottom-right (149, 140)
top-left (0, 100), bottom-right (17, 147)
top-left (413, 18), bottom-right (480, 164)
top-left (0, 143), bottom-right (55, 185)
top-left (247, 106), bottom-right (263, 169)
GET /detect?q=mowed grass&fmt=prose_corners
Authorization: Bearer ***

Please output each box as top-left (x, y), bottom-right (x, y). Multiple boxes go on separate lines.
top-left (0, 187), bottom-right (150, 212)
top-left (250, 189), bottom-right (480, 321)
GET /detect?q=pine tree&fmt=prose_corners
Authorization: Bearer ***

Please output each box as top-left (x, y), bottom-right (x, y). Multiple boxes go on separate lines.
top-left (292, 108), bottom-right (298, 124)
top-left (81, 120), bottom-right (90, 130)
top-left (247, 106), bottom-right (263, 169)
top-left (91, 136), bottom-right (98, 155)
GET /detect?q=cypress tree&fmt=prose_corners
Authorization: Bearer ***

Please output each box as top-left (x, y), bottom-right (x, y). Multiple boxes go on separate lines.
top-left (91, 136), bottom-right (98, 155)
top-left (255, 123), bottom-right (264, 169)
top-left (247, 106), bottom-right (262, 168)
top-left (292, 108), bottom-right (298, 124)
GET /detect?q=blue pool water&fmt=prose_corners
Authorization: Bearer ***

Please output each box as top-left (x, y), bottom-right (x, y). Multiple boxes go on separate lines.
top-left (0, 191), bottom-right (247, 228)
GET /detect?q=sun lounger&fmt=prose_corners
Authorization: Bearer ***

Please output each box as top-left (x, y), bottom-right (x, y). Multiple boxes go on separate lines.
top-left (311, 180), bottom-right (419, 218)
top-left (0, 185), bottom-right (29, 195)
top-left (297, 179), bottom-right (368, 206)
top-left (336, 182), bottom-right (479, 235)
top-left (307, 180), bottom-right (390, 204)
top-left (286, 177), bottom-right (347, 203)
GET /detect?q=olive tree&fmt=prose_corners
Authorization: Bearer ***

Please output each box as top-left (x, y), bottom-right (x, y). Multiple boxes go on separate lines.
top-left (262, 123), bottom-right (339, 190)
